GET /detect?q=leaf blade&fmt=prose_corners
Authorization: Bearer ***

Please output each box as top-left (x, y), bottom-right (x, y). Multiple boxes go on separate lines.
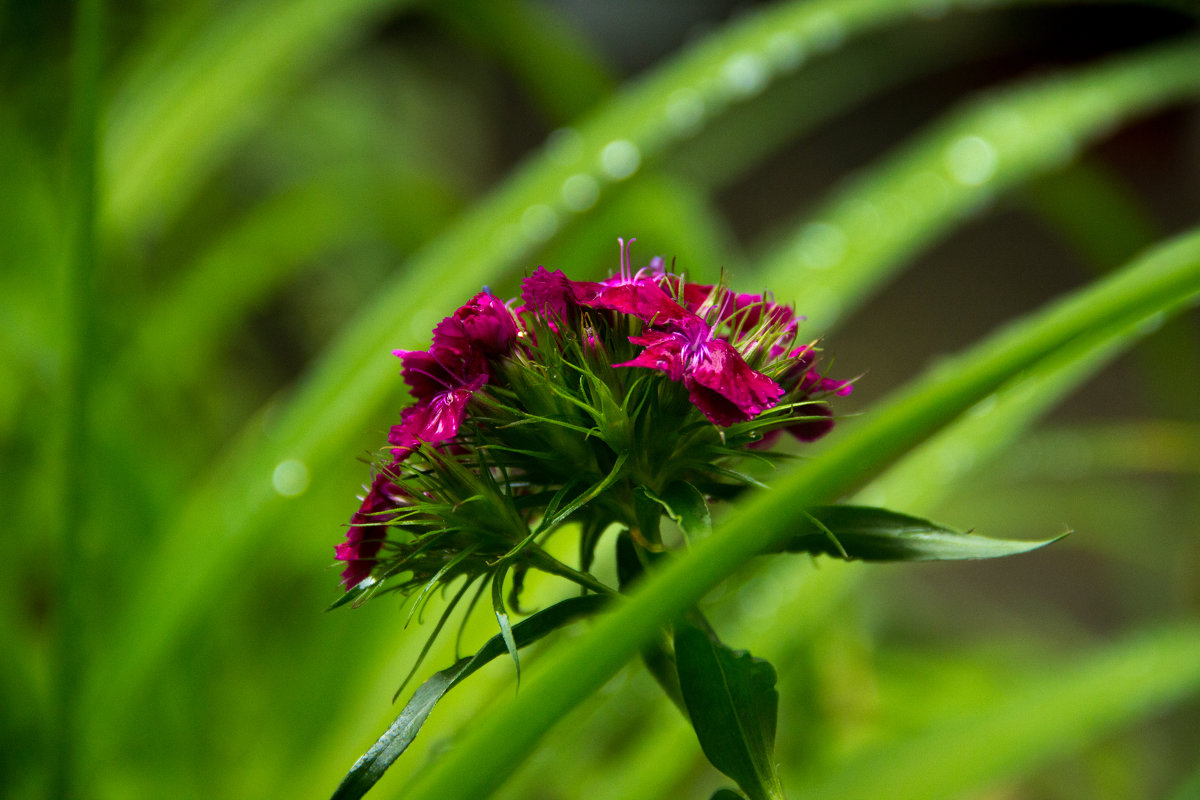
top-left (776, 505), bottom-right (1065, 562)
top-left (674, 620), bottom-right (782, 800)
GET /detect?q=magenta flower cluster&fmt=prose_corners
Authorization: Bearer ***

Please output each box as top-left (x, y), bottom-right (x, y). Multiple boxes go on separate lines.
top-left (335, 241), bottom-right (852, 591)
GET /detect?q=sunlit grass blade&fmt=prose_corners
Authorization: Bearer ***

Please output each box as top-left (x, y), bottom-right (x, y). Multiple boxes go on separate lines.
top-left (797, 623), bottom-right (1200, 800)
top-left (755, 37), bottom-right (1200, 329)
top-left (396, 228), bottom-right (1200, 800)
top-left (103, 0), bottom-right (415, 240)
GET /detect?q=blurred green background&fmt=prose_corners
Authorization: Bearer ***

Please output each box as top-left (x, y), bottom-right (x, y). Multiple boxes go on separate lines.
top-left (3, 1), bottom-right (1200, 798)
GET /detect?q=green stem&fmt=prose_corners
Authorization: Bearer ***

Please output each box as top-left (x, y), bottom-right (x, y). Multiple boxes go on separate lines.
top-left (55, 1), bottom-right (102, 797)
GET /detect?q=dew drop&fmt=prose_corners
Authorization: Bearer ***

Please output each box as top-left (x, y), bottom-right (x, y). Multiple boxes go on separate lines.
top-left (600, 139), bottom-right (641, 180)
top-left (666, 88), bottom-right (705, 135)
top-left (796, 222), bottom-right (848, 269)
top-left (562, 173), bottom-right (600, 212)
top-left (272, 459), bottom-right (309, 498)
top-left (945, 135), bottom-right (998, 186)
top-left (876, 190), bottom-right (920, 234)
top-left (721, 52), bottom-right (769, 99)
top-left (521, 204), bottom-right (558, 242)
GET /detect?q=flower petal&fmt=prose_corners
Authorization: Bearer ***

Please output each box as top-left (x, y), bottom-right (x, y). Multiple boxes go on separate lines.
top-left (686, 338), bottom-right (783, 425)
top-left (434, 291), bottom-right (518, 357)
top-left (577, 278), bottom-right (689, 325)
top-left (337, 473), bottom-right (403, 588)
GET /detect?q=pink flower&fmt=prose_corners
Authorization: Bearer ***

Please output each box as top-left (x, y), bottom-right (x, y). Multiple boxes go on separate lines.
top-left (336, 473), bottom-right (406, 589)
top-left (520, 267), bottom-right (586, 321)
top-left (575, 278), bottom-right (689, 326)
top-left (387, 374), bottom-right (487, 458)
top-left (616, 314), bottom-right (783, 426)
top-left (394, 348), bottom-right (483, 404)
top-left (575, 238), bottom-right (690, 326)
top-left (433, 291), bottom-right (518, 358)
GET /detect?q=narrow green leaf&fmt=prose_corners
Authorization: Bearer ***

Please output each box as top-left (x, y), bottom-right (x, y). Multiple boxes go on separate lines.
top-left (711, 790), bottom-right (750, 800)
top-left (330, 594), bottom-right (606, 800)
top-left (674, 619), bottom-right (783, 800)
top-left (325, 583), bottom-right (372, 611)
top-left (775, 505), bottom-right (1064, 562)
top-left (492, 569), bottom-right (521, 684)
top-left (535, 453), bottom-right (629, 537)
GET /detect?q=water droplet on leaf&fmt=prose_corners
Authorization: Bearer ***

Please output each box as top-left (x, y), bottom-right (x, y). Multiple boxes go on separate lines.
top-left (945, 135), bottom-right (998, 186)
top-left (272, 459), bottom-right (309, 497)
